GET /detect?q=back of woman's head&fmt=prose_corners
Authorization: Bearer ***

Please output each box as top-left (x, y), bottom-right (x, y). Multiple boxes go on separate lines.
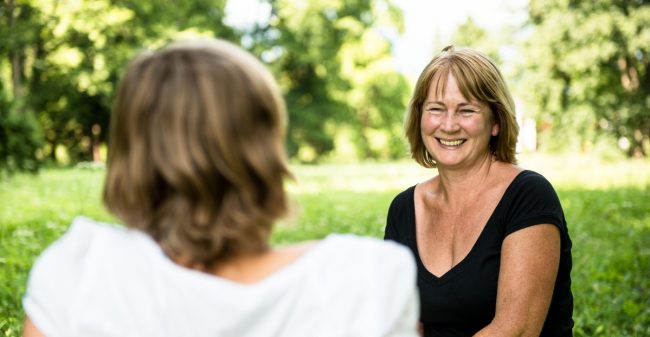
top-left (104, 38), bottom-right (291, 268)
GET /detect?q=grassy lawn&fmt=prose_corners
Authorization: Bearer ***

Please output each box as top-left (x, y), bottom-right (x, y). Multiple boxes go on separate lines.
top-left (1, 154), bottom-right (648, 336)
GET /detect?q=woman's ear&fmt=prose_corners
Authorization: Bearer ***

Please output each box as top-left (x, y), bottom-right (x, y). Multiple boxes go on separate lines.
top-left (491, 123), bottom-right (500, 137)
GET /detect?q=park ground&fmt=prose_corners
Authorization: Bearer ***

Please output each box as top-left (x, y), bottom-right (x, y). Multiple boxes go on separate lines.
top-left (0, 153), bottom-right (648, 336)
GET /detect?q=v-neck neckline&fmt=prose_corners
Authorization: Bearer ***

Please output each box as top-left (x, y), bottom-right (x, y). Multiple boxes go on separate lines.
top-left (408, 170), bottom-right (528, 285)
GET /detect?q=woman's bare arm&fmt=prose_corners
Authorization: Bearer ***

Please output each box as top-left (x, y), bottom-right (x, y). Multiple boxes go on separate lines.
top-left (473, 224), bottom-right (561, 337)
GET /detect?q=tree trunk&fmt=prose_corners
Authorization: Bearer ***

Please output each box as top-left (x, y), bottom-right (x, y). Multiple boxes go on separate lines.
top-left (7, 0), bottom-right (24, 101)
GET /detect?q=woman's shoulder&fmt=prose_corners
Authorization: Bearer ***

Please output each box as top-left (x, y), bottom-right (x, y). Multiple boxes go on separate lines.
top-left (23, 217), bottom-right (144, 336)
top-left (514, 168), bottom-right (549, 181)
top-left (25, 216), bottom-right (145, 286)
top-left (270, 235), bottom-right (418, 336)
top-left (324, 233), bottom-right (413, 254)
top-left (395, 184), bottom-right (417, 199)
top-left (304, 234), bottom-right (417, 302)
top-left (31, 217), bottom-right (127, 265)
top-left (258, 235), bottom-right (415, 295)
top-left (389, 184), bottom-right (418, 212)
top-left (508, 168), bottom-right (558, 195)
top-left (317, 234), bottom-right (416, 275)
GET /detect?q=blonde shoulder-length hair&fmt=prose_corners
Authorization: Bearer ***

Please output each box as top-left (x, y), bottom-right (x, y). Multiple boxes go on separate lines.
top-left (103, 38), bottom-right (291, 268)
top-left (405, 45), bottom-right (519, 168)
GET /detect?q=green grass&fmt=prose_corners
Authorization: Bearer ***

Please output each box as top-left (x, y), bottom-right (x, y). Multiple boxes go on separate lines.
top-left (1, 154), bottom-right (649, 336)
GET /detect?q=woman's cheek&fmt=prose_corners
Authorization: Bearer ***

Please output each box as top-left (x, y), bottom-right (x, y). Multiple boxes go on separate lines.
top-left (421, 115), bottom-right (438, 134)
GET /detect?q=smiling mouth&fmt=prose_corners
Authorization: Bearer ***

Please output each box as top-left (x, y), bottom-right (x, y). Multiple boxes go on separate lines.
top-left (438, 138), bottom-right (465, 147)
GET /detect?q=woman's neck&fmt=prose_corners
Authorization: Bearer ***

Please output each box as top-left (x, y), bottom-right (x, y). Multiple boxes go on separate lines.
top-left (435, 154), bottom-right (497, 204)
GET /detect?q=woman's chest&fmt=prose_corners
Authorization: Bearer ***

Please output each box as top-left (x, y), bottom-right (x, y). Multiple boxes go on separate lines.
top-left (416, 219), bottom-right (505, 328)
top-left (415, 194), bottom-right (500, 278)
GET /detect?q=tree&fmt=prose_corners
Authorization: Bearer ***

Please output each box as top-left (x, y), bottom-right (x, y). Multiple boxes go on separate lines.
top-left (520, 0), bottom-right (650, 157)
top-left (451, 17), bottom-right (504, 64)
top-left (0, 0), bottom-right (236, 169)
top-left (1, 0), bottom-right (407, 168)
top-left (0, 88), bottom-right (42, 173)
top-left (339, 23), bottom-right (410, 159)
top-left (0, 0), bottom-right (44, 172)
top-left (247, 0), bottom-right (407, 162)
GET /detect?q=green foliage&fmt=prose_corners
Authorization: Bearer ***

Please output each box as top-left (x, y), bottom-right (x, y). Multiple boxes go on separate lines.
top-left (0, 0), bottom-right (236, 167)
top-left (451, 17), bottom-right (502, 64)
top-left (563, 187), bottom-right (650, 336)
top-left (1, 156), bottom-right (649, 336)
top-left (341, 30), bottom-right (411, 160)
top-left (521, 0), bottom-right (650, 157)
top-left (248, 0), bottom-right (408, 162)
top-left (0, 100), bottom-right (43, 174)
top-left (0, 0), bottom-right (408, 167)
top-left (0, 167), bottom-right (112, 336)
top-left (2, 0), bottom-right (648, 168)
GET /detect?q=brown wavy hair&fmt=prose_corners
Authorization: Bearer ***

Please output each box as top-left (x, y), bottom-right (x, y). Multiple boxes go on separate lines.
top-left (404, 45), bottom-right (519, 168)
top-left (103, 38), bottom-right (291, 269)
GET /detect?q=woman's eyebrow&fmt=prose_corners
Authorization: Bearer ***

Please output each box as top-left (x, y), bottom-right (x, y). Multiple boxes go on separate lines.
top-left (457, 102), bottom-right (479, 107)
top-left (424, 99), bottom-right (448, 104)
top-left (423, 100), bottom-right (481, 107)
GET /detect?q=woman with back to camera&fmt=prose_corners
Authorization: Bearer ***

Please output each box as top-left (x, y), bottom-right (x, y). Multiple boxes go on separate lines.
top-left (384, 46), bottom-right (573, 336)
top-left (22, 38), bottom-right (419, 337)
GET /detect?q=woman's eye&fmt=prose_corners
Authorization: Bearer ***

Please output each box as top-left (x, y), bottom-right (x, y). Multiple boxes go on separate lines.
top-left (427, 108), bottom-right (444, 114)
top-left (460, 110), bottom-right (477, 115)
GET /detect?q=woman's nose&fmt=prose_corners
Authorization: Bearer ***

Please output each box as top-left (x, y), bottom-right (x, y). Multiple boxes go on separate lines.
top-left (440, 111), bottom-right (460, 132)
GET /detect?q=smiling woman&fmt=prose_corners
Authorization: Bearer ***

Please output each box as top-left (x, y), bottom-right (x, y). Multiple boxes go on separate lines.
top-left (385, 45), bottom-right (574, 337)
top-left (420, 72), bottom-right (498, 170)
top-left (405, 46), bottom-right (518, 169)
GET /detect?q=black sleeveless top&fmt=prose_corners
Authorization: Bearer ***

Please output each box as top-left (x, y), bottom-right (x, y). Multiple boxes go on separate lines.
top-left (385, 170), bottom-right (573, 336)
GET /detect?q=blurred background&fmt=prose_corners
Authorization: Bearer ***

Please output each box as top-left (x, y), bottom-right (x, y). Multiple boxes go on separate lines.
top-left (0, 0), bottom-right (648, 169)
top-left (0, 1), bottom-right (649, 336)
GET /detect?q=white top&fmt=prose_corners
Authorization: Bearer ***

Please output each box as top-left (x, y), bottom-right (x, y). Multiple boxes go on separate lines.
top-left (24, 217), bottom-right (419, 337)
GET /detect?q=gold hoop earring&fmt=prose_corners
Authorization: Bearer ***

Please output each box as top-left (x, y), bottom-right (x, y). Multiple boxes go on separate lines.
top-left (424, 150), bottom-right (434, 164)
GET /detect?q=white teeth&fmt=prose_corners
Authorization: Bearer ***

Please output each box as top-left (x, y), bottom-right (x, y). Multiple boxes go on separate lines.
top-left (439, 139), bottom-right (463, 146)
